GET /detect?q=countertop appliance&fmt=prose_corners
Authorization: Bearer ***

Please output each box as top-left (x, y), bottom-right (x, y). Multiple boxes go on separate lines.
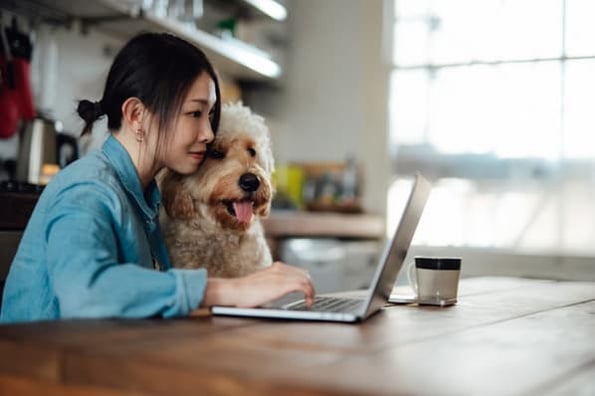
top-left (15, 117), bottom-right (78, 184)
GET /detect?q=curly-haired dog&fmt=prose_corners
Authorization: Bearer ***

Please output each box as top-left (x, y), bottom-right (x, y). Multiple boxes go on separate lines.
top-left (159, 102), bottom-right (274, 277)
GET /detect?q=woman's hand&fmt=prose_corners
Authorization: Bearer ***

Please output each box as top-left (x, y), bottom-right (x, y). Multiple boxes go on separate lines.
top-left (200, 261), bottom-right (315, 309)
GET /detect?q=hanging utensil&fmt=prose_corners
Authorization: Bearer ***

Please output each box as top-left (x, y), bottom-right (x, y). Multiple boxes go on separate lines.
top-left (0, 15), bottom-right (20, 139)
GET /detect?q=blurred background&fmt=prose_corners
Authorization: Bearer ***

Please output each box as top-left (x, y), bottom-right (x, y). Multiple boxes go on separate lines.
top-left (1, 0), bottom-right (594, 293)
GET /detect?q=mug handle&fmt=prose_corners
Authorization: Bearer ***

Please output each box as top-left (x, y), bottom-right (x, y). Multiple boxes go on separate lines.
top-left (406, 261), bottom-right (418, 296)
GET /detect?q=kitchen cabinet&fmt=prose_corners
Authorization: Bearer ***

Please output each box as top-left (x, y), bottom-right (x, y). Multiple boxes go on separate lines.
top-left (0, 190), bottom-right (38, 308)
top-left (2, 0), bottom-right (287, 82)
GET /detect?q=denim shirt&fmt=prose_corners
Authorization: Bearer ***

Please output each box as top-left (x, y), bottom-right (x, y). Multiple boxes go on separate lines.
top-left (0, 135), bottom-right (206, 323)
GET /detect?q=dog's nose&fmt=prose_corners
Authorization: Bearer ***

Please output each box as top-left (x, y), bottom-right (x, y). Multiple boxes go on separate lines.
top-left (239, 173), bottom-right (260, 192)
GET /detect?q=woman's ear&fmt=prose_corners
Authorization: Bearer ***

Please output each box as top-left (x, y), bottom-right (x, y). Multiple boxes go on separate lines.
top-left (121, 97), bottom-right (146, 135)
top-left (159, 170), bottom-right (196, 220)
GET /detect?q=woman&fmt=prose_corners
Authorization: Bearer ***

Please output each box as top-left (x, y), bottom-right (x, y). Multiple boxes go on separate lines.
top-left (0, 32), bottom-right (314, 323)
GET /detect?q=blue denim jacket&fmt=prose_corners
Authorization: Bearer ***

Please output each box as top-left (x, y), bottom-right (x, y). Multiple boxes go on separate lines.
top-left (0, 135), bottom-right (206, 323)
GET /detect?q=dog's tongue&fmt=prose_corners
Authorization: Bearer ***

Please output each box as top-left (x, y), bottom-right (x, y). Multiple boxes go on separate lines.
top-left (233, 201), bottom-right (254, 223)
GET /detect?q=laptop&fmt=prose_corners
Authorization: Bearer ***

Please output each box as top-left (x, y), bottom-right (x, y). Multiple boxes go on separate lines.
top-left (211, 173), bottom-right (432, 323)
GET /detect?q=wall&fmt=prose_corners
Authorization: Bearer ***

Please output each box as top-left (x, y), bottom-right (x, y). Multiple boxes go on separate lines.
top-left (259, 0), bottom-right (391, 215)
top-left (34, 23), bottom-right (121, 140)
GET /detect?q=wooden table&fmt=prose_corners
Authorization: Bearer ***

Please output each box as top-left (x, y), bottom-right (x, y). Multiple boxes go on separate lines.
top-left (0, 277), bottom-right (594, 396)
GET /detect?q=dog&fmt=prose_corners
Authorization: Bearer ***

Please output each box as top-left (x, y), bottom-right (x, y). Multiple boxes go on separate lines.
top-left (159, 102), bottom-right (274, 278)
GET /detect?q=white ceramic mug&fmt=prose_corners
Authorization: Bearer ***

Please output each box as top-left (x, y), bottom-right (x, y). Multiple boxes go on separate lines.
top-left (407, 257), bottom-right (462, 306)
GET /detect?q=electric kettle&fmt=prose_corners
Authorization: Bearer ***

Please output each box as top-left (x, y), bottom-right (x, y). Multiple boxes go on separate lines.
top-left (15, 117), bottom-right (72, 185)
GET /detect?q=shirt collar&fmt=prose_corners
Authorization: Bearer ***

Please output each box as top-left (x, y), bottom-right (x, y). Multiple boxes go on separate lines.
top-left (102, 135), bottom-right (161, 221)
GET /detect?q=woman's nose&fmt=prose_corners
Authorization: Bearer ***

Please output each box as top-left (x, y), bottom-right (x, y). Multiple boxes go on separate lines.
top-left (199, 121), bottom-right (215, 144)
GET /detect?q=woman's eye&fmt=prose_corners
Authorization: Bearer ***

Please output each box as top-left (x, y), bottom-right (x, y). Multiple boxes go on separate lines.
top-left (208, 149), bottom-right (225, 159)
top-left (192, 111), bottom-right (203, 118)
top-left (247, 148), bottom-right (256, 157)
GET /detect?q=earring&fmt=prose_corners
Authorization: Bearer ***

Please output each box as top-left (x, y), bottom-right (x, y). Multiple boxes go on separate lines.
top-left (135, 129), bottom-right (144, 142)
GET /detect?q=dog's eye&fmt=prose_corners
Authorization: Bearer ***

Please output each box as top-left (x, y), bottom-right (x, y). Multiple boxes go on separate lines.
top-left (247, 148), bottom-right (256, 157)
top-left (208, 149), bottom-right (225, 159)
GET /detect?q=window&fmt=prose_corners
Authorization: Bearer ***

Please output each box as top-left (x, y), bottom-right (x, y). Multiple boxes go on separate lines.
top-left (388, 0), bottom-right (595, 255)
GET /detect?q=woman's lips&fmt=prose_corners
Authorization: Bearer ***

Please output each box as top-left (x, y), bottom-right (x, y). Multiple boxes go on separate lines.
top-left (189, 151), bottom-right (205, 161)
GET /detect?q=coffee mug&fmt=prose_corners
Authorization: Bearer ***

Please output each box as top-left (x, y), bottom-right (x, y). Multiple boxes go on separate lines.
top-left (407, 257), bottom-right (462, 306)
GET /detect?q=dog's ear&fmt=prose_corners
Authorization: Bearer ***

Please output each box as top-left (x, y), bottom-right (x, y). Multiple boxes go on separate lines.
top-left (160, 171), bottom-right (196, 220)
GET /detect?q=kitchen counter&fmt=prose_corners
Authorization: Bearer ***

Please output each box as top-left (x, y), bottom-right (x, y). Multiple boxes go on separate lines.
top-left (263, 210), bottom-right (385, 260)
top-left (0, 190), bottom-right (384, 268)
top-left (263, 210), bottom-right (384, 239)
top-left (0, 190), bottom-right (384, 237)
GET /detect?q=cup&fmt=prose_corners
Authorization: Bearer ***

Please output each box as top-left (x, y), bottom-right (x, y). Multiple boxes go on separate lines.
top-left (407, 257), bottom-right (462, 306)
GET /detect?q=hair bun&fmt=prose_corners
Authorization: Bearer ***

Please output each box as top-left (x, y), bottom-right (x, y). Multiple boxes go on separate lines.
top-left (77, 99), bottom-right (104, 123)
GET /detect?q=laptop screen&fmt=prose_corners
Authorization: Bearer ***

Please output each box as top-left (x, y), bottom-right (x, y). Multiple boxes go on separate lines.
top-left (362, 174), bottom-right (432, 316)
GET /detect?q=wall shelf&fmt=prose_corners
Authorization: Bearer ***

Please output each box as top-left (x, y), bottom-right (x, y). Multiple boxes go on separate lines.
top-left (204, 0), bottom-right (287, 21)
top-left (1, 0), bottom-right (283, 81)
top-left (139, 10), bottom-right (282, 80)
top-left (237, 0), bottom-right (287, 21)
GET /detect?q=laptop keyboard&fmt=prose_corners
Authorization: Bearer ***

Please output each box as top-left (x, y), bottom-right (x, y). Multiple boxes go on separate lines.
top-left (286, 297), bottom-right (364, 313)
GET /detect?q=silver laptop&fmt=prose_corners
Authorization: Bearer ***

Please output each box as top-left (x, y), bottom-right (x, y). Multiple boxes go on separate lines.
top-left (211, 173), bottom-right (432, 323)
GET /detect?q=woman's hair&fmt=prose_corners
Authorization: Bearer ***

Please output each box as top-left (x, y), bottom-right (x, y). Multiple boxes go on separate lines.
top-left (76, 32), bottom-right (221, 140)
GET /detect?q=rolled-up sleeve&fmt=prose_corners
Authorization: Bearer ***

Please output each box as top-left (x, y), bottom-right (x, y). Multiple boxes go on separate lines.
top-left (45, 183), bottom-right (207, 319)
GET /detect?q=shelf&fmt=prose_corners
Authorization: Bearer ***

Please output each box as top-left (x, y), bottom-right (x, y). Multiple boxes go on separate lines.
top-left (139, 10), bottom-right (282, 80)
top-left (205, 0), bottom-right (287, 21)
top-left (240, 0), bottom-right (287, 21)
top-left (2, 0), bottom-right (283, 81)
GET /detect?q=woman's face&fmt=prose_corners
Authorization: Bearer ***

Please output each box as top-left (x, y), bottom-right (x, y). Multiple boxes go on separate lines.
top-left (158, 72), bottom-right (217, 175)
